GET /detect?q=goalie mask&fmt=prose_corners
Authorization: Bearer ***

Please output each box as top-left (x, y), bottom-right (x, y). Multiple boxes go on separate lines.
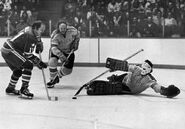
top-left (141, 60), bottom-right (153, 75)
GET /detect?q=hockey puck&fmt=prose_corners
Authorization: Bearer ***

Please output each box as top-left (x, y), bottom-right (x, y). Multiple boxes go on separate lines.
top-left (55, 97), bottom-right (58, 101)
top-left (72, 96), bottom-right (77, 99)
top-left (49, 97), bottom-right (58, 101)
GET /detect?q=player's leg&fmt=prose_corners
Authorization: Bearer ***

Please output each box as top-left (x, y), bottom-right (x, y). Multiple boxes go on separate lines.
top-left (47, 52), bottom-right (59, 88)
top-left (1, 48), bottom-right (23, 95)
top-left (87, 80), bottom-right (131, 95)
top-left (19, 60), bottom-right (34, 98)
top-left (5, 68), bottom-right (22, 95)
top-left (58, 53), bottom-right (75, 77)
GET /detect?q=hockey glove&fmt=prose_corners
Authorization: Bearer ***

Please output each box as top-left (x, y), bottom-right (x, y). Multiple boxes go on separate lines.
top-left (35, 42), bottom-right (43, 54)
top-left (32, 57), bottom-right (47, 69)
top-left (58, 54), bottom-right (67, 62)
top-left (160, 85), bottom-right (180, 98)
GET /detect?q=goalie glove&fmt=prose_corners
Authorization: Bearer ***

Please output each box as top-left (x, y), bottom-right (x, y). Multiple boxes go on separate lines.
top-left (160, 85), bottom-right (180, 98)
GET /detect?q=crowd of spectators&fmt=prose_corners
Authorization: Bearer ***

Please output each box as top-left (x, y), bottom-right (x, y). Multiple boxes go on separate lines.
top-left (0, 0), bottom-right (38, 36)
top-left (1, 0), bottom-right (185, 38)
top-left (62, 0), bottom-right (185, 38)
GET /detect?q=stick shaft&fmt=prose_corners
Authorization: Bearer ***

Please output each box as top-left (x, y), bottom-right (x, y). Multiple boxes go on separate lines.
top-left (39, 52), bottom-right (50, 100)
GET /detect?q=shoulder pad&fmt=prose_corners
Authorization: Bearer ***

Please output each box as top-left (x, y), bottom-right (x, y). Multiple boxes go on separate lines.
top-left (67, 26), bottom-right (78, 33)
top-left (148, 73), bottom-right (156, 81)
top-left (50, 29), bottom-right (58, 38)
top-left (19, 26), bottom-right (31, 34)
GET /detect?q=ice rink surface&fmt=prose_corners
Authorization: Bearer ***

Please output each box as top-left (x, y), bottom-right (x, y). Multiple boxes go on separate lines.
top-left (0, 66), bottom-right (185, 129)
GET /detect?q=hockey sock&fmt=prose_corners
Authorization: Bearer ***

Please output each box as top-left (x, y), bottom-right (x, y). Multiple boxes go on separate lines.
top-left (22, 69), bottom-right (32, 85)
top-left (49, 66), bottom-right (58, 80)
top-left (8, 74), bottom-right (19, 88)
top-left (8, 70), bottom-right (22, 88)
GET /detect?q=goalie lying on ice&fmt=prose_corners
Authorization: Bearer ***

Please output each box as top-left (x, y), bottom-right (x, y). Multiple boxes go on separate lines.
top-left (87, 58), bottom-right (180, 98)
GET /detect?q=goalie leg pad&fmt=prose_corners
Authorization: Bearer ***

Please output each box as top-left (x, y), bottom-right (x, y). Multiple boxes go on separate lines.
top-left (106, 58), bottom-right (128, 71)
top-left (86, 80), bottom-right (131, 95)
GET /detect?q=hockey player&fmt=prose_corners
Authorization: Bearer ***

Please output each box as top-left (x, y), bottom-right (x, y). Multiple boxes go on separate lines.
top-left (1, 20), bottom-right (47, 99)
top-left (87, 59), bottom-right (180, 98)
top-left (47, 21), bottom-right (80, 88)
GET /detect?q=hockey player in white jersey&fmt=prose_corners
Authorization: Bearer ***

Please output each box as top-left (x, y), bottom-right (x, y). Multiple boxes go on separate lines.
top-left (47, 21), bottom-right (80, 88)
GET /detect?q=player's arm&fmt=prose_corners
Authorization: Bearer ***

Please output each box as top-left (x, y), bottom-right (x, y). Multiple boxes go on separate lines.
top-left (35, 36), bottom-right (44, 54)
top-left (24, 35), bottom-right (47, 69)
top-left (71, 30), bottom-right (80, 51)
top-left (150, 80), bottom-right (180, 98)
top-left (51, 35), bottom-right (66, 61)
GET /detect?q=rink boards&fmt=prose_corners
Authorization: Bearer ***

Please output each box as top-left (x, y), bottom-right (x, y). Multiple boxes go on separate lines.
top-left (0, 38), bottom-right (185, 68)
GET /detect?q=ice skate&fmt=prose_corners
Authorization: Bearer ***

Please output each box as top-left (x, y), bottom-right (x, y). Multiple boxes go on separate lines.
top-left (5, 86), bottom-right (20, 95)
top-left (19, 86), bottom-right (34, 99)
top-left (47, 75), bottom-right (59, 88)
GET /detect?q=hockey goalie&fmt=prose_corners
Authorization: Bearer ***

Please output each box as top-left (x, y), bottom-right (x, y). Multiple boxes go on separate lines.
top-left (86, 58), bottom-right (180, 98)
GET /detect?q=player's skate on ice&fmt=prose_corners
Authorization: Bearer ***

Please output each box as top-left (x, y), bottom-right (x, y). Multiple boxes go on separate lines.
top-left (19, 83), bottom-right (34, 99)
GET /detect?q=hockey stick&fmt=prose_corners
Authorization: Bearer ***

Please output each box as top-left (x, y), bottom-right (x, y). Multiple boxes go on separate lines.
top-left (63, 49), bottom-right (74, 65)
top-left (72, 49), bottom-right (144, 99)
top-left (39, 52), bottom-right (58, 101)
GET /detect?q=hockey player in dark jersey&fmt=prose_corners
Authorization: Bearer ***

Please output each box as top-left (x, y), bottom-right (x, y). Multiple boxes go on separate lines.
top-left (1, 20), bottom-right (47, 99)
top-left (87, 59), bottom-right (180, 98)
top-left (47, 21), bottom-right (80, 88)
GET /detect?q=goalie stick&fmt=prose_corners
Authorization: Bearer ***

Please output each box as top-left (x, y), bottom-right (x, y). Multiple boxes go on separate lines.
top-left (72, 49), bottom-right (144, 99)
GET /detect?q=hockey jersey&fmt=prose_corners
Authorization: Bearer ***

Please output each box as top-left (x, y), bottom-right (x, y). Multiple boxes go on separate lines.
top-left (51, 26), bottom-right (80, 54)
top-left (5, 26), bottom-right (40, 59)
top-left (122, 65), bottom-right (161, 94)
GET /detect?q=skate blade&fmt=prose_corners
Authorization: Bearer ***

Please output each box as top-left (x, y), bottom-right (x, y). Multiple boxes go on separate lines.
top-left (19, 94), bottom-right (33, 99)
top-left (6, 93), bottom-right (20, 96)
top-left (47, 85), bottom-right (55, 88)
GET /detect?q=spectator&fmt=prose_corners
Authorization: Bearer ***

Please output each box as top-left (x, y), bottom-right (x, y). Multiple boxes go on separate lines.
top-left (3, 0), bottom-right (12, 12)
top-left (73, 9), bottom-right (85, 29)
top-left (20, 5), bottom-right (32, 20)
top-left (165, 12), bottom-right (177, 26)
top-left (152, 11), bottom-right (164, 29)
top-left (9, 5), bottom-right (19, 27)
top-left (107, 0), bottom-right (120, 19)
top-left (64, 0), bottom-right (77, 18)
top-left (112, 11), bottom-right (122, 37)
top-left (16, 18), bottom-right (28, 33)
top-left (129, 17), bottom-right (142, 38)
top-left (9, 5), bottom-right (20, 35)
top-left (164, 12), bottom-right (177, 37)
top-left (78, 21), bottom-right (88, 37)
top-left (77, 0), bottom-right (88, 12)
top-left (27, 7), bottom-right (38, 25)
top-left (0, 2), bottom-right (7, 36)
top-left (143, 16), bottom-right (160, 37)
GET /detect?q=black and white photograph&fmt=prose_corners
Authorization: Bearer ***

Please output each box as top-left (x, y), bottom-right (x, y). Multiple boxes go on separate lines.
top-left (0, 0), bottom-right (184, 129)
